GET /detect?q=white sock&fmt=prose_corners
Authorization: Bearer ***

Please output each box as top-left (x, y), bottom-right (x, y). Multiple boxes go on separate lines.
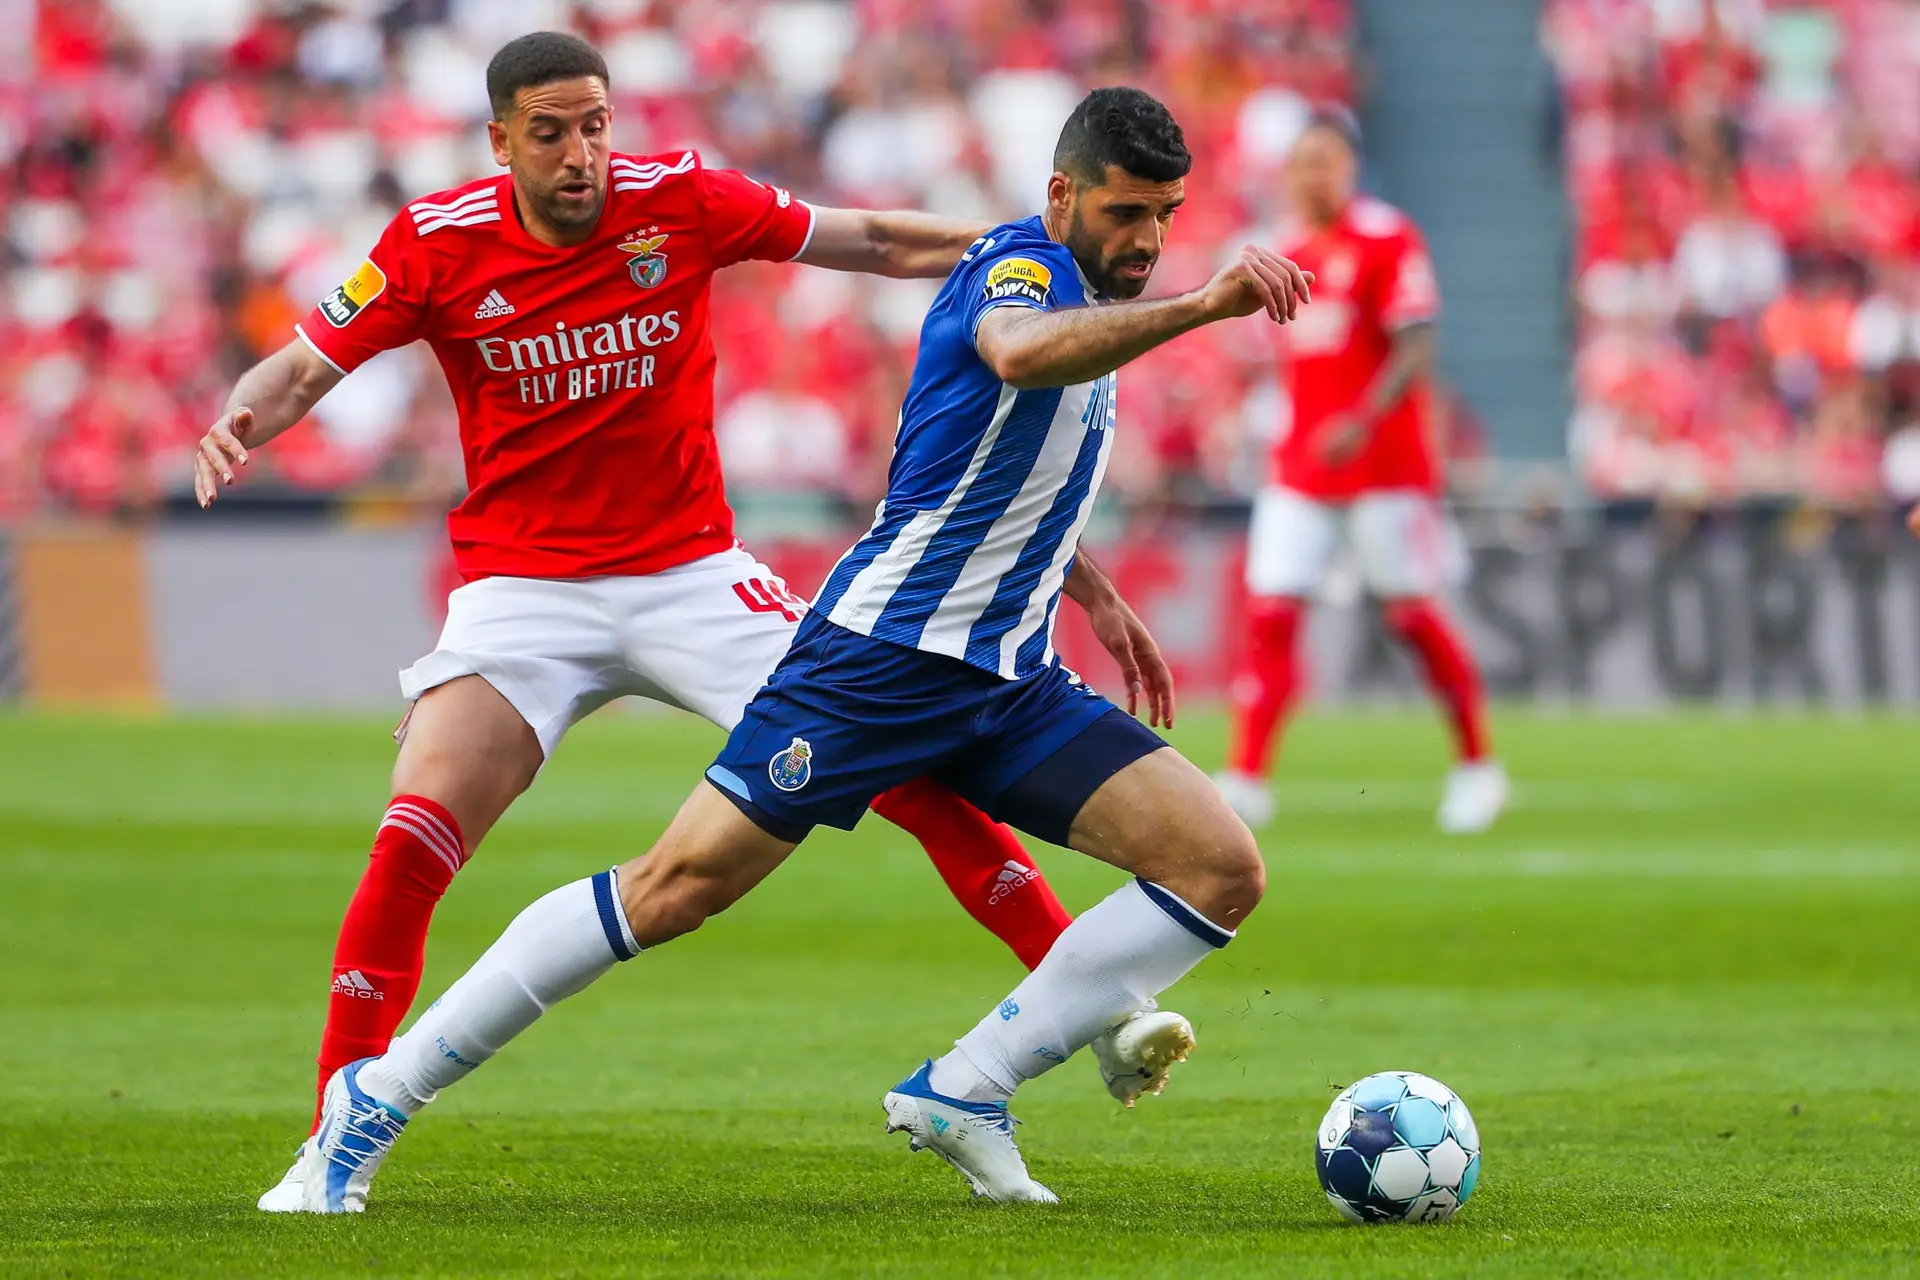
top-left (364, 868), bottom-right (641, 1114)
top-left (932, 878), bottom-right (1233, 1101)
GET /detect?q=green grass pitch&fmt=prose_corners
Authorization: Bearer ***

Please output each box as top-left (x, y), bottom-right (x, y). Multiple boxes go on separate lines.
top-left (2, 708), bottom-right (1917, 1277)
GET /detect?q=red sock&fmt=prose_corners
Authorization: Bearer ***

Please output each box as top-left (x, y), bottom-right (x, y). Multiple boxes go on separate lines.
top-left (312, 795), bottom-right (467, 1129)
top-left (871, 779), bottom-right (1071, 971)
top-left (1226, 597), bottom-right (1306, 777)
top-left (1383, 597), bottom-right (1491, 763)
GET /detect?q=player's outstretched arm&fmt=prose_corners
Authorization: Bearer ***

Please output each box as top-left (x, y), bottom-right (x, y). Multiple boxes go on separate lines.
top-left (192, 339), bottom-right (343, 508)
top-left (1064, 548), bottom-right (1176, 728)
top-left (977, 245), bottom-right (1312, 390)
top-left (795, 208), bottom-right (993, 279)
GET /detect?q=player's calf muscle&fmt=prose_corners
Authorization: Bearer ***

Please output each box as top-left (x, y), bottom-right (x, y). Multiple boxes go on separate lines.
top-left (616, 787), bottom-right (797, 947)
top-left (1068, 750), bottom-right (1265, 929)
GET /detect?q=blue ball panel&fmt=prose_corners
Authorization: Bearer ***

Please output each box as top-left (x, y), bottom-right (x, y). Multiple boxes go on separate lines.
top-left (1392, 1096), bottom-right (1448, 1148)
top-left (1345, 1107), bottom-right (1398, 1158)
top-left (1349, 1074), bottom-right (1408, 1111)
top-left (1447, 1097), bottom-right (1480, 1150)
top-left (1458, 1152), bottom-right (1481, 1204)
top-left (1317, 1146), bottom-right (1374, 1203)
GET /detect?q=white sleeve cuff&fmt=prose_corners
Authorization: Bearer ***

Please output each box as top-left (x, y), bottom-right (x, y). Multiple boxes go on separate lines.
top-left (294, 324), bottom-right (349, 376)
top-left (786, 202), bottom-right (818, 262)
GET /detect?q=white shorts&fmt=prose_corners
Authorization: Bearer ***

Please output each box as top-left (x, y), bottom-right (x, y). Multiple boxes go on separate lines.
top-left (1244, 486), bottom-right (1458, 599)
top-left (399, 545), bottom-right (806, 757)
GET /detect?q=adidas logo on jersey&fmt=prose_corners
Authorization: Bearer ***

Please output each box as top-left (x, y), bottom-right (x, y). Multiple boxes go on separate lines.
top-left (474, 289), bottom-right (516, 319)
top-left (331, 969), bottom-right (384, 1000)
top-left (988, 859), bottom-right (1041, 906)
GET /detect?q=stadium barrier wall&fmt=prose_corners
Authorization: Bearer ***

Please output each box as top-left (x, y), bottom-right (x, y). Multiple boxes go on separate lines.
top-left (3, 518), bottom-right (1916, 710)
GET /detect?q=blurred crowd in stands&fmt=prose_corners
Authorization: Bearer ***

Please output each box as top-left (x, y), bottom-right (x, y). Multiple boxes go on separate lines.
top-left (4, 0), bottom-right (1916, 520)
top-left (1, 0), bottom-right (1355, 518)
top-left (1546, 0), bottom-right (1920, 511)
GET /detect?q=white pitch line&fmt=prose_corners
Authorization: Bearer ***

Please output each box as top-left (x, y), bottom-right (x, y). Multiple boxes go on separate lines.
top-left (1275, 848), bottom-right (1920, 879)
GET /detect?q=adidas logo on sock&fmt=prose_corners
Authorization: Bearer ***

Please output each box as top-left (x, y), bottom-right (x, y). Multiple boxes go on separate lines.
top-left (988, 859), bottom-right (1040, 906)
top-left (473, 289), bottom-right (516, 319)
top-left (331, 969), bottom-right (385, 1000)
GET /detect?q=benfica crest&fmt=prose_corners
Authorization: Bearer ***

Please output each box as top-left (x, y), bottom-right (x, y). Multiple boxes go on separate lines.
top-left (619, 232), bottom-right (669, 289)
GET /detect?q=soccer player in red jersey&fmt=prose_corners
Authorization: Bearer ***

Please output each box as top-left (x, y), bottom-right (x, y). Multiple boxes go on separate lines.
top-left (1216, 109), bottom-right (1508, 834)
top-left (188, 34), bottom-right (1178, 1208)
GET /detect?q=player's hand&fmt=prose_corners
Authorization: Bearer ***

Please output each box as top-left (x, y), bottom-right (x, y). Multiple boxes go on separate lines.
top-left (1313, 415), bottom-right (1371, 465)
top-left (193, 407), bottom-right (253, 508)
top-left (1085, 590), bottom-right (1176, 729)
top-left (1201, 246), bottom-right (1313, 324)
top-left (1908, 503), bottom-right (1920, 540)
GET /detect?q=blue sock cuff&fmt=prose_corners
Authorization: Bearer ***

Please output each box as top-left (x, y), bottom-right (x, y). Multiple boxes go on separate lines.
top-left (591, 869), bottom-right (641, 960)
top-left (1135, 877), bottom-right (1235, 948)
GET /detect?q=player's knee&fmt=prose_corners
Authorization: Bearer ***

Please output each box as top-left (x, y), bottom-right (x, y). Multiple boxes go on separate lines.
top-left (390, 759), bottom-right (530, 848)
top-left (392, 680), bottom-right (542, 829)
top-left (1195, 822), bottom-right (1266, 927)
top-left (1147, 804), bottom-right (1264, 930)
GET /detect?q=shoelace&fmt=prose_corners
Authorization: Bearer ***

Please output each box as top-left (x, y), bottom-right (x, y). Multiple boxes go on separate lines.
top-left (324, 1097), bottom-right (405, 1173)
top-left (965, 1106), bottom-right (1019, 1137)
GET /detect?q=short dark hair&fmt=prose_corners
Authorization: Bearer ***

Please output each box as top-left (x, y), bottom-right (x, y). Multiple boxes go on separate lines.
top-left (486, 32), bottom-right (610, 120)
top-left (1302, 104), bottom-right (1362, 153)
top-left (1053, 87), bottom-right (1191, 188)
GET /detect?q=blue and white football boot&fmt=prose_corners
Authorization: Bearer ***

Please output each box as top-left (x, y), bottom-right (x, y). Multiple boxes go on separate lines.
top-left (1090, 1005), bottom-right (1196, 1107)
top-left (882, 1061), bottom-right (1057, 1203)
top-left (255, 1139), bottom-right (311, 1212)
top-left (295, 1057), bottom-right (412, 1213)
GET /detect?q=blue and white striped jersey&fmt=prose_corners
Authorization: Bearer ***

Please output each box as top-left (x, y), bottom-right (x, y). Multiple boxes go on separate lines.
top-left (814, 216), bottom-right (1116, 681)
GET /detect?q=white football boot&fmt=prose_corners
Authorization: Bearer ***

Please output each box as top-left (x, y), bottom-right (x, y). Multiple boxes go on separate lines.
top-left (1089, 1006), bottom-right (1196, 1107)
top-left (256, 1139), bottom-right (310, 1212)
top-left (294, 1057), bottom-right (413, 1213)
top-left (1437, 761), bottom-right (1509, 834)
top-left (1211, 770), bottom-right (1275, 829)
top-left (883, 1061), bottom-right (1057, 1203)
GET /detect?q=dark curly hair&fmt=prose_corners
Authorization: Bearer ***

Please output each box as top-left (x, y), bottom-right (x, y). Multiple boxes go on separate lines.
top-left (486, 32), bottom-right (610, 121)
top-left (1053, 86), bottom-right (1192, 188)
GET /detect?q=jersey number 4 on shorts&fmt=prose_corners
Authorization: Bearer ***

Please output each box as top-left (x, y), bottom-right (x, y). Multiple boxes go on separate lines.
top-left (732, 579), bottom-right (807, 623)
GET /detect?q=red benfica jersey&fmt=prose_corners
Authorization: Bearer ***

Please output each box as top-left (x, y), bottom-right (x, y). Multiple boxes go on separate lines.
top-left (296, 151), bottom-right (814, 581)
top-left (1270, 197), bottom-right (1441, 500)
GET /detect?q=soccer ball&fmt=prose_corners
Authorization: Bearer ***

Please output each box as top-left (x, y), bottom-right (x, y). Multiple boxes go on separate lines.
top-left (1314, 1071), bottom-right (1481, 1223)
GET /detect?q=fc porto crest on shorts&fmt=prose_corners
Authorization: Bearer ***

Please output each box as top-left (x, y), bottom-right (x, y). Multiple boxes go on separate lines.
top-left (619, 232), bottom-right (669, 289)
top-left (768, 736), bottom-right (814, 792)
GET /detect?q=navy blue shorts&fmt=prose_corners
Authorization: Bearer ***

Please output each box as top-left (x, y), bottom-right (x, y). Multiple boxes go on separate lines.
top-left (705, 613), bottom-right (1166, 845)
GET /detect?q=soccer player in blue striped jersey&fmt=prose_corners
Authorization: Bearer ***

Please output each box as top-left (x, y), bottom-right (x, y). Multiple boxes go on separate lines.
top-left (299, 87), bottom-right (1312, 1209)
top-left (813, 217), bottom-right (1119, 676)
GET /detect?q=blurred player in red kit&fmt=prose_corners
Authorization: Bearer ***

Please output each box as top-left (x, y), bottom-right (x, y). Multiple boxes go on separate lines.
top-left (1216, 108), bottom-right (1508, 833)
top-left (189, 33), bottom-right (1180, 1209)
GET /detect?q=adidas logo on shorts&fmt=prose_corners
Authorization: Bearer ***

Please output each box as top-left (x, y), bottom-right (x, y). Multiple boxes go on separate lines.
top-left (473, 289), bottom-right (516, 319)
top-left (331, 969), bottom-right (384, 1000)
